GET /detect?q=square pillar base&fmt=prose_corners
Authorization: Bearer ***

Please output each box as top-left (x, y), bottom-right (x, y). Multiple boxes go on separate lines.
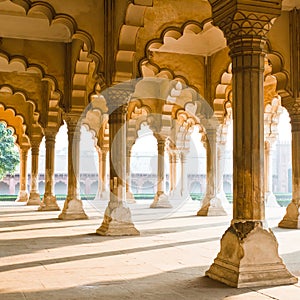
top-left (150, 192), bottom-right (172, 208)
top-left (126, 191), bottom-right (136, 204)
top-left (206, 222), bottom-right (297, 288)
top-left (278, 201), bottom-right (300, 229)
top-left (58, 199), bottom-right (88, 220)
top-left (15, 191), bottom-right (29, 202)
top-left (39, 194), bottom-right (60, 211)
top-left (197, 196), bottom-right (227, 216)
top-left (96, 205), bottom-right (139, 236)
top-left (27, 192), bottom-right (41, 205)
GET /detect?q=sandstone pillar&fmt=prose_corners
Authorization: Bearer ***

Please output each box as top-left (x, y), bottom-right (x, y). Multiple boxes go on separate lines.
top-left (27, 140), bottom-right (42, 205)
top-left (150, 136), bottom-right (172, 208)
top-left (96, 87), bottom-right (139, 235)
top-left (279, 114), bottom-right (300, 228)
top-left (264, 140), bottom-right (279, 207)
top-left (126, 146), bottom-right (136, 203)
top-left (169, 151), bottom-right (181, 199)
top-left (100, 149), bottom-right (109, 200)
top-left (16, 146), bottom-right (29, 202)
top-left (39, 131), bottom-right (60, 211)
top-left (94, 148), bottom-right (102, 201)
top-left (168, 152), bottom-right (174, 194)
top-left (197, 129), bottom-right (227, 216)
top-left (180, 151), bottom-right (192, 202)
top-left (216, 141), bottom-right (230, 206)
top-left (94, 148), bottom-right (109, 201)
top-left (206, 0), bottom-right (297, 287)
top-left (59, 116), bottom-right (87, 219)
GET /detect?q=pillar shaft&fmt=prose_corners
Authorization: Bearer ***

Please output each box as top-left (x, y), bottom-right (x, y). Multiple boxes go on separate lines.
top-left (59, 116), bottom-right (87, 219)
top-left (101, 150), bottom-right (108, 194)
top-left (31, 146), bottom-right (39, 193)
top-left (45, 136), bottom-right (56, 195)
top-left (216, 142), bottom-right (226, 197)
top-left (67, 124), bottom-right (80, 199)
top-left (279, 115), bottom-right (300, 227)
top-left (197, 129), bottom-right (227, 216)
top-left (126, 146), bottom-right (136, 203)
top-left (28, 142), bottom-right (41, 205)
top-left (157, 138), bottom-right (165, 193)
top-left (264, 140), bottom-right (279, 207)
top-left (39, 132), bottom-right (60, 211)
top-left (180, 151), bottom-right (191, 201)
top-left (97, 91), bottom-right (139, 235)
top-left (264, 142), bottom-right (271, 193)
top-left (206, 1), bottom-right (296, 287)
top-left (16, 146), bottom-right (29, 202)
top-left (150, 136), bottom-right (171, 208)
top-left (232, 48), bottom-right (265, 221)
top-left (291, 119), bottom-right (300, 201)
top-left (94, 149), bottom-right (102, 200)
top-left (169, 152), bottom-right (174, 193)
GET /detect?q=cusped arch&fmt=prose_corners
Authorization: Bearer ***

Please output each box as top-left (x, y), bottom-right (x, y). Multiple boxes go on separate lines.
top-left (213, 49), bottom-right (289, 125)
top-left (114, 0), bottom-right (153, 83)
top-left (0, 85), bottom-right (37, 135)
top-left (0, 104), bottom-right (30, 146)
top-left (81, 92), bottom-right (108, 148)
top-left (146, 19), bottom-right (226, 57)
top-left (5, 1), bottom-right (103, 83)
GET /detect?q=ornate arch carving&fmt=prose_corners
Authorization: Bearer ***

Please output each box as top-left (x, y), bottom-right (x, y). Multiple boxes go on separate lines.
top-left (0, 104), bottom-right (30, 146)
top-left (114, 0), bottom-right (153, 83)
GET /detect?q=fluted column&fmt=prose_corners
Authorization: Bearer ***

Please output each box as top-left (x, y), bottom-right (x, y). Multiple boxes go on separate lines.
top-left (27, 140), bottom-right (42, 205)
top-left (264, 140), bottom-right (279, 207)
top-left (279, 114), bottom-right (300, 228)
top-left (39, 131), bottom-right (60, 211)
top-left (59, 115), bottom-right (87, 219)
top-left (206, 0), bottom-right (296, 287)
top-left (96, 87), bottom-right (139, 235)
top-left (197, 129), bottom-right (227, 216)
top-left (15, 146), bottom-right (30, 202)
top-left (126, 145), bottom-right (136, 203)
top-left (150, 136), bottom-right (172, 208)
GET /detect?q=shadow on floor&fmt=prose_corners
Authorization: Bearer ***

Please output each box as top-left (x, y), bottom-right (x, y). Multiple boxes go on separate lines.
top-left (1, 266), bottom-right (298, 300)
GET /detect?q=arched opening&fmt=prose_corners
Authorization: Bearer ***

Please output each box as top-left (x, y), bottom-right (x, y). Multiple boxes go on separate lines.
top-left (131, 124), bottom-right (157, 198)
top-left (54, 181), bottom-right (67, 195)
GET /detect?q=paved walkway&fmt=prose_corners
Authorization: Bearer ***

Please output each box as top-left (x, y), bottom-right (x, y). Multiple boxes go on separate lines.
top-left (0, 200), bottom-right (299, 300)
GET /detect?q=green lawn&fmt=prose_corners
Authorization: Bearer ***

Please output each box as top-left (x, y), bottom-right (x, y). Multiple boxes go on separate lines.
top-left (0, 193), bottom-right (292, 207)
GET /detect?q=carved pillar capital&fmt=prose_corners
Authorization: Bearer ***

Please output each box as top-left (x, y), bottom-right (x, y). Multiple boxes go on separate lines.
top-left (209, 0), bottom-right (282, 41)
top-left (154, 136), bottom-right (165, 156)
top-left (288, 102), bottom-right (300, 132)
top-left (30, 141), bottom-right (40, 155)
top-left (102, 85), bottom-right (133, 113)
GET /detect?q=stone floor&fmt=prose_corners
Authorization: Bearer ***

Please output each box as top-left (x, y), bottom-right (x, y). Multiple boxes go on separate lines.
top-left (0, 199), bottom-right (299, 300)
